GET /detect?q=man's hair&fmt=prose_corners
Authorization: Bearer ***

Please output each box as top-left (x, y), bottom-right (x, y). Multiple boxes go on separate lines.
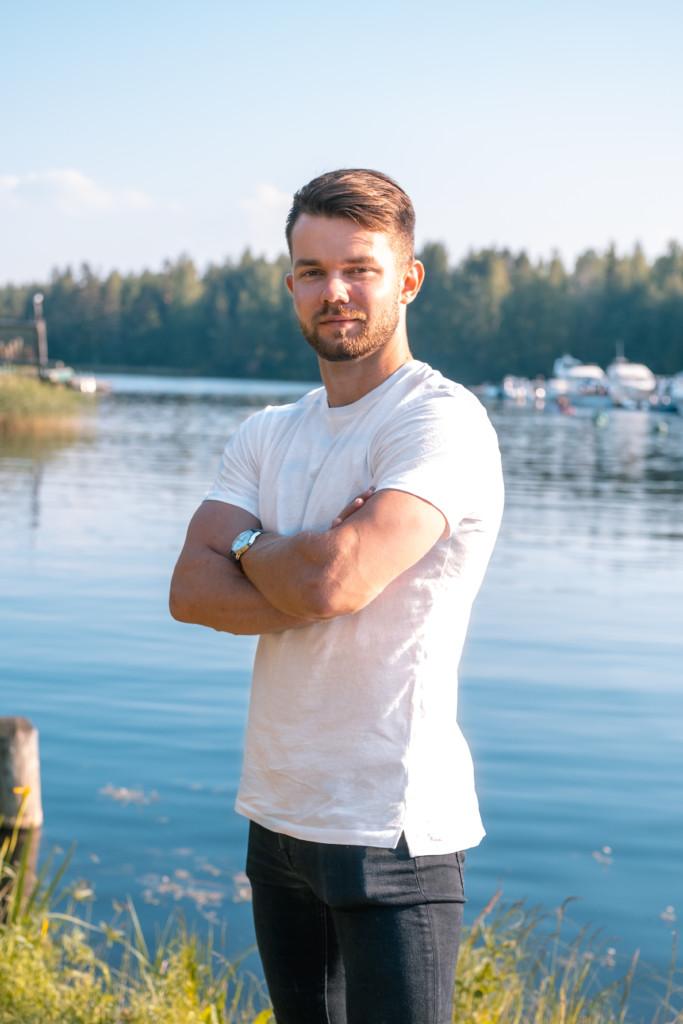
top-left (285, 169), bottom-right (415, 266)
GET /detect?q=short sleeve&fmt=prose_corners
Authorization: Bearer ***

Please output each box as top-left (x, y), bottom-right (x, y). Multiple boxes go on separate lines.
top-left (204, 409), bottom-right (265, 518)
top-left (370, 389), bottom-right (503, 535)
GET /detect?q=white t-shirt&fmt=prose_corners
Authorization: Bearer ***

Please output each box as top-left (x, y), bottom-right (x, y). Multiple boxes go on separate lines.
top-left (206, 360), bottom-right (504, 856)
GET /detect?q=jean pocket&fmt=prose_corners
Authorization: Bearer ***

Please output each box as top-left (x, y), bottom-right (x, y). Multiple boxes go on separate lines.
top-left (413, 849), bottom-right (466, 903)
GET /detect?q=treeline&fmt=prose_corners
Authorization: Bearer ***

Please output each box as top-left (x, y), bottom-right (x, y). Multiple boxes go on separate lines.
top-left (2, 242), bottom-right (683, 384)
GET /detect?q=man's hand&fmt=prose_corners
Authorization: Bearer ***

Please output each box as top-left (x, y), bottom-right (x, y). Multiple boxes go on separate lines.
top-left (331, 487), bottom-right (375, 528)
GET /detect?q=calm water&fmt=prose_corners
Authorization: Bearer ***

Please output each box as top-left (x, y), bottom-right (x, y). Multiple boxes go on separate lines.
top-left (2, 374), bottom-right (682, 1007)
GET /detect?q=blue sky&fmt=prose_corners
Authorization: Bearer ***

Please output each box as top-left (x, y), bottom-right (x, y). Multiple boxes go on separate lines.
top-left (2, 0), bottom-right (681, 284)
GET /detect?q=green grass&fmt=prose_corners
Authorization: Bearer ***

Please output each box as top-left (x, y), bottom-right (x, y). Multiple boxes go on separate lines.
top-left (454, 890), bottom-right (680, 1024)
top-left (1, 799), bottom-right (680, 1023)
top-left (0, 798), bottom-right (270, 1024)
top-left (0, 371), bottom-right (90, 434)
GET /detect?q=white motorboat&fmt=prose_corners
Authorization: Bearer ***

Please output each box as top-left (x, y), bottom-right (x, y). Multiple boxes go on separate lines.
top-left (549, 355), bottom-right (611, 408)
top-left (606, 357), bottom-right (657, 408)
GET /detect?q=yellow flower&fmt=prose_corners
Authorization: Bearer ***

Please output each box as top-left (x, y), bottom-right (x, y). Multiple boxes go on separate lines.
top-left (13, 786), bottom-right (31, 797)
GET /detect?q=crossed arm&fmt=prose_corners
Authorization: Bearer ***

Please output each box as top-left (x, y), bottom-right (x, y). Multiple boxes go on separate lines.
top-left (169, 487), bottom-right (447, 635)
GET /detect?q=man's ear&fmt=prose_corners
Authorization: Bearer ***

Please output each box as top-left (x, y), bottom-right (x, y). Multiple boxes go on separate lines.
top-left (400, 260), bottom-right (425, 305)
top-left (285, 273), bottom-right (294, 295)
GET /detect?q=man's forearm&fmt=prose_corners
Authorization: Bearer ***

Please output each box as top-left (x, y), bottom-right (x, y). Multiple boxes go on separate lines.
top-left (170, 547), bottom-right (313, 635)
top-left (240, 527), bottom-right (366, 621)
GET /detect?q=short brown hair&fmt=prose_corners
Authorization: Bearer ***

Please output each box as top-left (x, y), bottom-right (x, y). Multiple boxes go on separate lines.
top-left (285, 169), bottom-right (415, 266)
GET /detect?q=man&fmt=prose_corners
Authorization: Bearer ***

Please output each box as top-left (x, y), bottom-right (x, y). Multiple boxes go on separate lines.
top-left (170, 169), bottom-right (504, 1024)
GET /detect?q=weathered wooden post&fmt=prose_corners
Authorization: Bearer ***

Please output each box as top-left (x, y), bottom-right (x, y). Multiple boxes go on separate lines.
top-left (33, 292), bottom-right (48, 368)
top-left (0, 718), bottom-right (43, 915)
top-left (0, 716), bottom-right (43, 830)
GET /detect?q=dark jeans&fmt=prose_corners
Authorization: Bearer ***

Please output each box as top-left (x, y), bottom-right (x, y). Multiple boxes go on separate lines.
top-left (246, 821), bottom-right (466, 1024)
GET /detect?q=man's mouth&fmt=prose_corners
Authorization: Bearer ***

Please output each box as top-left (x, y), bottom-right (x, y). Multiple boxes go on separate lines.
top-left (315, 308), bottom-right (366, 327)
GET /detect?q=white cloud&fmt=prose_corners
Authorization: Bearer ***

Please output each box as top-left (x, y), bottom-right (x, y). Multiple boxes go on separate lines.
top-left (0, 170), bottom-right (152, 215)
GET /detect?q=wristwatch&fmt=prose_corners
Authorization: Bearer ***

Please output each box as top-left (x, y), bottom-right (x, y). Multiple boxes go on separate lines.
top-left (230, 528), bottom-right (263, 562)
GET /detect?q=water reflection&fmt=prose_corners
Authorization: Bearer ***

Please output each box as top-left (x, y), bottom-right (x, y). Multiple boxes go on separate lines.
top-left (0, 432), bottom-right (86, 536)
top-left (481, 405), bottom-right (683, 584)
top-left (489, 404), bottom-right (683, 493)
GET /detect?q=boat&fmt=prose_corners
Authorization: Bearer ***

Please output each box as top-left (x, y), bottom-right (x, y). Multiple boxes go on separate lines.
top-left (500, 375), bottom-right (534, 404)
top-left (667, 372), bottom-right (683, 412)
top-left (548, 355), bottom-right (611, 409)
top-left (606, 356), bottom-right (657, 408)
top-left (39, 362), bottom-right (109, 393)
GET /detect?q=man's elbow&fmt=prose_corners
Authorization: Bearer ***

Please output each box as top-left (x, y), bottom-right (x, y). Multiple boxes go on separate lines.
top-left (168, 574), bottom-right (202, 625)
top-left (169, 585), bottom-right (191, 623)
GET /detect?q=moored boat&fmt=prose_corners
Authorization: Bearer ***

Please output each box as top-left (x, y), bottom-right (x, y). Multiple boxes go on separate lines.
top-left (606, 356), bottom-right (657, 408)
top-left (667, 372), bottom-right (683, 412)
top-left (548, 355), bottom-right (611, 409)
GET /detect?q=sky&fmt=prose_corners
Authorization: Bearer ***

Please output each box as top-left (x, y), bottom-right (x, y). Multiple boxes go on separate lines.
top-left (2, 0), bottom-right (682, 285)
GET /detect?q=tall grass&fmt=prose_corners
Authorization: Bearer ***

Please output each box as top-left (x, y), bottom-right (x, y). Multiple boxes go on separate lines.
top-left (1, 794), bottom-right (271, 1023)
top-left (454, 890), bottom-right (681, 1023)
top-left (0, 372), bottom-right (90, 434)
top-left (1, 798), bottom-right (680, 1023)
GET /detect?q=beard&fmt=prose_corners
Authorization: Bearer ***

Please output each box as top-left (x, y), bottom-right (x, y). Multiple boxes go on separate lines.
top-left (298, 299), bottom-right (401, 363)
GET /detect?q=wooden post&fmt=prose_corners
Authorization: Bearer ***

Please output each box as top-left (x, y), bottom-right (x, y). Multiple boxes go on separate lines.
top-left (33, 292), bottom-right (48, 368)
top-left (0, 717), bottom-right (43, 829)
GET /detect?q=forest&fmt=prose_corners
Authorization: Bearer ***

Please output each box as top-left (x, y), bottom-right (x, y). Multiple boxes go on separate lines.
top-left (1, 241), bottom-right (682, 385)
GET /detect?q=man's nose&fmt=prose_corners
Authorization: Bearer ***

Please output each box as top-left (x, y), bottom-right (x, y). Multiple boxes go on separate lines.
top-left (320, 274), bottom-right (350, 304)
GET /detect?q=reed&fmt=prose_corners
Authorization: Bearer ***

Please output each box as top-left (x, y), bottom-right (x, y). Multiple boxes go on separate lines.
top-left (452, 889), bottom-right (680, 1024)
top-left (0, 372), bottom-right (89, 434)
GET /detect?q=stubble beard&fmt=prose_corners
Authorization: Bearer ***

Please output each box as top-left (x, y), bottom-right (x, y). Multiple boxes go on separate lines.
top-left (298, 301), bottom-right (401, 363)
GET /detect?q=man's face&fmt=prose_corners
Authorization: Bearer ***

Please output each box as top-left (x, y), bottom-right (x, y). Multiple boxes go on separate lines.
top-left (286, 214), bottom-right (407, 363)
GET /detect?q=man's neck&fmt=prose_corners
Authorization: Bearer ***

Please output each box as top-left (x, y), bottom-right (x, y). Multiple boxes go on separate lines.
top-left (319, 336), bottom-right (413, 408)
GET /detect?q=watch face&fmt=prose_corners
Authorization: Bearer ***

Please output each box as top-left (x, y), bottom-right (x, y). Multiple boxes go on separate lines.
top-left (232, 530), bottom-right (253, 552)
top-left (231, 529), bottom-right (260, 561)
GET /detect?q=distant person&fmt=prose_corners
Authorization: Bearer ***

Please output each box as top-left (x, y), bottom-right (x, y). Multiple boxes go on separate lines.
top-left (555, 395), bottom-right (577, 415)
top-left (170, 169), bottom-right (504, 1024)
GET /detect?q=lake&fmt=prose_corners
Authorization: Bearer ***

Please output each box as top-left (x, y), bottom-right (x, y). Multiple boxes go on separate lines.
top-left (1, 373), bottom-right (681, 1012)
